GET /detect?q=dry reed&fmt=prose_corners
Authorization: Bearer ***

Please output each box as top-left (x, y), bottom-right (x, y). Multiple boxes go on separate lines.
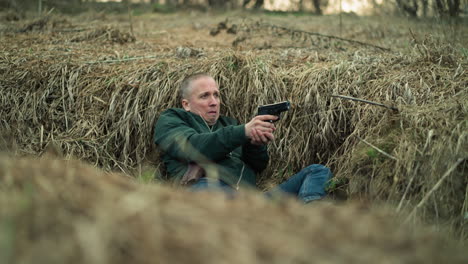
top-left (0, 13), bottom-right (467, 241)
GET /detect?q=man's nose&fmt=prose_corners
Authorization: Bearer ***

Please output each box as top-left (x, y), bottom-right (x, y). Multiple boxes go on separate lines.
top-left (208, 95), bottom-right (218, 105)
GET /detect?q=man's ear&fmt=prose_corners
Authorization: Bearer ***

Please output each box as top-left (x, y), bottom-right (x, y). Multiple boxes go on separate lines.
top-left (182, 99), bottom-right (190, 111)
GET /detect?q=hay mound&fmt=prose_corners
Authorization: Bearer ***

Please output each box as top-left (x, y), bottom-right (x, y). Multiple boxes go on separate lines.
top-left (0, 155), bottom-right (466, 264)
top-left (70, 26), bottom-right (135, 44)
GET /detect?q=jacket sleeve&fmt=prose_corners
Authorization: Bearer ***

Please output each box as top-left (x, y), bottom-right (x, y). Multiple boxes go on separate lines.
top-left (154, 111), bottom-right (248, 163)
top-left (241, 142), bottom-right (269, 173)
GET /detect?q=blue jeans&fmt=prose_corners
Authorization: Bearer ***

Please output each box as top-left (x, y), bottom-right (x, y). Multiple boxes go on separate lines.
top-left (189, 164), bottom-right (332, 203)
top-left (188, 177), bottom-right (237, 198)
top-left (266, 164), bottom-right (333, 203)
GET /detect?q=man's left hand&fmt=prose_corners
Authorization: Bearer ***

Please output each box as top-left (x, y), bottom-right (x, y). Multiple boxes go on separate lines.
top-left (250, 128), bottom-right (274, 146)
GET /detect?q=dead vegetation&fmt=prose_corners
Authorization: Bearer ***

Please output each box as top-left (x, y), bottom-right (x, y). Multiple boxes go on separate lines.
top-left (0, 11), bottom-right (467, 245)
top-left (0, 155), bottom-right (467, 264)
top-left (70, 26), bottom-right (135, 44)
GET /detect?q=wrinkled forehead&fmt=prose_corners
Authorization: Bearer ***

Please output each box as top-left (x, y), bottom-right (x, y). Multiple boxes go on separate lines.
top-left (189, 77), bottom-right (219, 95)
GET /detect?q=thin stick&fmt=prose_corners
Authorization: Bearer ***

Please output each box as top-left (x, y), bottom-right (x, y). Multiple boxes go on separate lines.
top-left (396, 166), bottom-right (417, 212)
top-left (127, 2), bottom-right (134, 37)
top-left (331, 94), bottom-right (399, 111)
top-left (405, 158), bottom-right (465, 223)
top-left (85, 55), bottom-right (162, 64)
top-left (40, 125), bottom-right (44, 148)
top-left (339, 0), bottom-right (342, 37)
top-left (408, 28), bottom-right (424, 56)
top-left (53, 28), bottom-right (89, 33)
top-left (355, 135), bottom-right (398, 161)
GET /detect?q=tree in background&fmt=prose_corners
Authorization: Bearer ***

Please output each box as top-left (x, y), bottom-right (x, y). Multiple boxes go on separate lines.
top-left (300, 0), bottom-right (322, 14)
top-left (312, 0), bottom-right (322, 14)
top-left (242, 0), bottom-right (263, 9)
top-left (434, 0), bottom-right (460, 17)
top-left (208, 0), bottom-right (231, 8)
top-left (0, 0), bottom-right (40, 13)
top-left (395, 0), bottom-right (419, 17)
top-left (421, 0), bottom-right (428, 16)
top-left (395, 0), bottom-right (461, 17)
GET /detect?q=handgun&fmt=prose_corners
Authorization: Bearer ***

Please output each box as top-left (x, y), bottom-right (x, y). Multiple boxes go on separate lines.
top-left (257, 101), bottom-right (291, 122)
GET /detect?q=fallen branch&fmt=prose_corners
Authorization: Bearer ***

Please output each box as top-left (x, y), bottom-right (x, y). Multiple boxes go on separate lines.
top-left (260, 23), bottom-right (391, 52)
top-left (405, 158), bottom-right (465, 223)
top-left (85, 55), bottom-right (163, 64)
top-left (355, 135), bottom-right (398, 161)
top-left (52, 28), bottom-right (89, 33)
top-left (331, 94), bottom-right (399, 112)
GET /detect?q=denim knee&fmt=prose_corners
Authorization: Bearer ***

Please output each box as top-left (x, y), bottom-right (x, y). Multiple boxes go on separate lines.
top-left (305, 164), bottom-right (333, 180)
top-left (296, 164), bottom-right (333, 203)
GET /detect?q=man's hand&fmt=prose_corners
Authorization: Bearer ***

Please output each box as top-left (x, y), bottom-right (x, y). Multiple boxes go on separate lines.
top-left (250, 128), bottom-right (274, 145)
top-left (245, 115), bottom-right (277, 145)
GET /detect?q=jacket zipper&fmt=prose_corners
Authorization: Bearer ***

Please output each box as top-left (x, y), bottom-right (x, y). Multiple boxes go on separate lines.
top-left (235, 165), bottom-right (245, 190)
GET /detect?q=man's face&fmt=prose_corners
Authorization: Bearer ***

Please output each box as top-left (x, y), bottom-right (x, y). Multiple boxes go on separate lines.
top-left (182, 77), bottom-right (220, 126)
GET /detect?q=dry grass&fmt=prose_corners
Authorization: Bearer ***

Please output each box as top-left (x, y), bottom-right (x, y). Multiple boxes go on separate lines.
top-left (0, 154), bottom-right (467, 264)
top-left (0, 11), bottom-right (467, 243)
top-left (70, 26), bottom-right (135, 44)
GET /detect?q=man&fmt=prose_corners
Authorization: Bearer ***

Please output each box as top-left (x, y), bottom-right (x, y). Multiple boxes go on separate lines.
top-left (154, 73), bottom-right (332, 202)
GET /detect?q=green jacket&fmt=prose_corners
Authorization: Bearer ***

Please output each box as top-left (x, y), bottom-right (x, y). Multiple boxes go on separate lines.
top-left (154, 108), bottom-right (269, 188)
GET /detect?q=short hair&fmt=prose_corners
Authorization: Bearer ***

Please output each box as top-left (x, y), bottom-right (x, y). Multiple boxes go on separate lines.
top-left (179, 73), bottom-right (212, 100)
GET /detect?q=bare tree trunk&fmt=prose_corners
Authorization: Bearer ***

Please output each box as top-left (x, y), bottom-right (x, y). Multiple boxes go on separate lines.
top-left (208, 0), bottom-right (229, 8)
top-left (396, 0), bottom-right (418, 17)
top-left (299, 0), bottom-right (304, 12)
top-left (421, 0), bottom-right (428, 16)
top-left (434, 0), bottom-right (445, 16)
top-left (253, 0), bottom-right (263, 9)
top-left (448, 0), bottom-right (460, 16)
top-left (313, 0), bottom-right (322, 15)
top-left (241, 0), bottom-right (262, 9)
top-left (434, 0), bottom-right (460, 17)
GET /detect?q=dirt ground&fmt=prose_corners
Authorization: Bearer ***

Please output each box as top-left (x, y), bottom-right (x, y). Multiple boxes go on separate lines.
top-left (2, 10), bottom-right (466, 62)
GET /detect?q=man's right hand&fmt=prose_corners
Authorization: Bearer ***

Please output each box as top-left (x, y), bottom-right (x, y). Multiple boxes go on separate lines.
top-left (245, 115), bottom-right (277, 145)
